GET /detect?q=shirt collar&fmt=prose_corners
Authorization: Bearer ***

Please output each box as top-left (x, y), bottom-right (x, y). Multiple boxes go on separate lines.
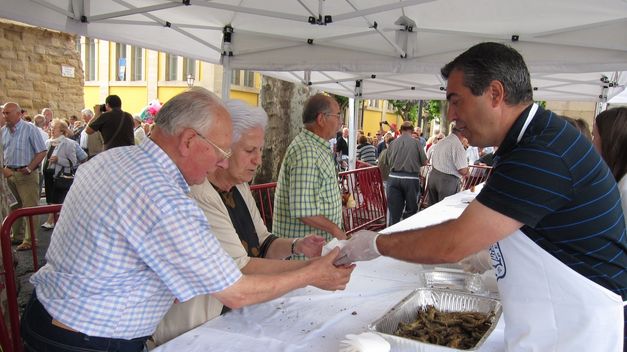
top-left (496, 103), bottom-right (537, 159)
top-left (140, 138), bottom-right (191, 194)
top-left (302, 128), bottom-right (332, 151)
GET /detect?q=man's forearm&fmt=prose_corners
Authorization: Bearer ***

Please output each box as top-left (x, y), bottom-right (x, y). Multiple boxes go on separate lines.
top-left (28, 151), bottom-right (46, 171)
top-left (242, 257), bottom-right (307, 275)
top-left (213, 268), bottom-right (311, 309)
top-left (300, 215), bottom-right (346, 240)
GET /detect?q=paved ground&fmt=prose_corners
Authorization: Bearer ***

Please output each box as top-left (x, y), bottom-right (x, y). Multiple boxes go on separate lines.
top-left (11, 213), bottom-right (52, 311)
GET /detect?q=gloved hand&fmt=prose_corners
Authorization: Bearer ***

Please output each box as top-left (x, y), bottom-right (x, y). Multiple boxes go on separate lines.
top-left (458, 249), bottom-right (492, 274)
top-left (334, 230), bottom-right (381, 266)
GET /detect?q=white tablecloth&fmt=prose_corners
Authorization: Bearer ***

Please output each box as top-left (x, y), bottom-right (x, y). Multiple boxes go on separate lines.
top-left (153, 184), bottom-right (504, 352)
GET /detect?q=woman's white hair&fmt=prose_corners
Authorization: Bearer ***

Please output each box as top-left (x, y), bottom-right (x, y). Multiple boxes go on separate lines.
top-left (223, 99), bottom-right (268, 143)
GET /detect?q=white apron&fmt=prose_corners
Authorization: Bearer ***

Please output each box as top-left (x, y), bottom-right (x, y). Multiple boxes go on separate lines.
top-left (490, 231), bottom-right (624, 351)
top-left (488, 103), bottom-right (624, 351)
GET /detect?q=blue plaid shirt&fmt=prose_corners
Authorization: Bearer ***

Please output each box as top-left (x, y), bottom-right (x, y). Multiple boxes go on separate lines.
top-left (1, 120), bottom-right (46, 167)
top-left (31, 139), bottom-right (242, 339)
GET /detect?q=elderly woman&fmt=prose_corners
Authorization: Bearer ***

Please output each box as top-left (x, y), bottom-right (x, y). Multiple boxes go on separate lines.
top-left (152, 100), bottom-right (328, 345)
top-left (40, 119), bottom-right (87, 232)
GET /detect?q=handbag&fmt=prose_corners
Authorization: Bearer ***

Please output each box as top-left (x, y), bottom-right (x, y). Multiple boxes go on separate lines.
top-left (53, 159), bottom-right (75, 191)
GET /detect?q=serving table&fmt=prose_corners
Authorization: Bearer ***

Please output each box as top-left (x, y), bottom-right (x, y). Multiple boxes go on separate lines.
top-left (153, 185), bottom-right (505, 351)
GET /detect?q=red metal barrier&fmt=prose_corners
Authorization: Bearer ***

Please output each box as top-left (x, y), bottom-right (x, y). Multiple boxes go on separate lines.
top-left (249, 167), bottom-right (387, 236)
top-left (249, 182), bottom-right (277, 231)
top-left (339, 166), bottom-right (387, 234)
top-left (461, 164), bottom-right (493, 191)
top-left (1, 204), bottom-right (62, 352)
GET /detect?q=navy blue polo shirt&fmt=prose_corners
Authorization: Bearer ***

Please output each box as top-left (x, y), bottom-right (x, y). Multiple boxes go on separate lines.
top-left (477, 104), bottom-right (627, 299)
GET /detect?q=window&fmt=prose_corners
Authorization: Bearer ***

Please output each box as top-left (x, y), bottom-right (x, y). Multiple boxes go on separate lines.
top-left (115, 43), bottom-right (127, 81)
top-left (183, 58), bottom-right (196, 79)
top-left (131, 46), bottom-right (144, 81)
top-left (231, 70), bottom-right (255, 88)
top-left (368, 99), bottom-right (380, 109)
top-left (165, 54), bottom-right (178, 81)
top-left (84, 37), bottom-right (96, 81)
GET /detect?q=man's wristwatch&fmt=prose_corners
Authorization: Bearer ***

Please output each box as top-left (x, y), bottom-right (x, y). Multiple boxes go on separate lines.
top-left (24, 166), bottom-right (32, 174)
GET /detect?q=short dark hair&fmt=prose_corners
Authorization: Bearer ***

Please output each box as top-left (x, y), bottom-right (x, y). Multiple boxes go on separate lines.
top-left (105, 95), bottom-right (122, 109)
top-left (441, 42), bottom-right (533, 105)
top-left (595, 107), bottom-right (627, 182)
top-left (303, 94), bottom-right (333, 124)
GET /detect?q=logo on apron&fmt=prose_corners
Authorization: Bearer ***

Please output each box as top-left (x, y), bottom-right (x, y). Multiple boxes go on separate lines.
top-left (489, 242), bottom-right (507, 280)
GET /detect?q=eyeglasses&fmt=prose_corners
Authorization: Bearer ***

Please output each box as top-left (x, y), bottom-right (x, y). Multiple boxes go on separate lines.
top-left (193, 130), bottom-right (232, 160)
top-left (325, 112), bottom-right (342, 120)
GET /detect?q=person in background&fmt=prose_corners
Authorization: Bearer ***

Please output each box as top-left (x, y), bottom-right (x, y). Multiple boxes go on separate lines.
top-left (152, 100), bottom-right (346, 345)
top-left (86, 95), bottom-right (134, 150)
top-left (386, 121), bottom-right (428, 225)
top-left (426, 126), bottom-right (468, 205)
top-left (377, 133), bottom-right (395, 197)
top-left (21, 88), bottom-right (352, 352)
top-left (133, 115), bottom-right (147, 145)
top-left (41, 108), bottom-right (53, 136)
top-left (1, 102), bottom-right (47, 251)
top-left (356, 135), bottom-right (377, 165)
top-left (274, 94), bottom-right (347, 248)
top-left (337, 42), bottom-right (627, 351)
top-left (592, 106), bottom-right (627, 225)
top-left (40, 119), bottom-right (88, 229)
top-left (79, 108), bottom-right (104, 159)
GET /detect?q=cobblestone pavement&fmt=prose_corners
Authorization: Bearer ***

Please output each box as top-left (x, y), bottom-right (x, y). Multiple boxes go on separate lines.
top-left (11, 214), bottom-right (51, 312)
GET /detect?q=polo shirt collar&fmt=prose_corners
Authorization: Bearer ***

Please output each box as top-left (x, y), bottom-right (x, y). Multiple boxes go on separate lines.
top-left (496, 103), bottom-right (538, 159)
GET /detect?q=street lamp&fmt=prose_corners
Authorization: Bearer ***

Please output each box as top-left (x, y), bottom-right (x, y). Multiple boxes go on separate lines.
top-left (187, 74), bottom-right (195, 88)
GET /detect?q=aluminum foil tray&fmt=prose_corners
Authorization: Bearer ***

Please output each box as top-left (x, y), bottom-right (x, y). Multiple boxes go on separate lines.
top-left (421, 270), bottom-right (485, 294)
top-left (369, 288), bottom-right (502, 351)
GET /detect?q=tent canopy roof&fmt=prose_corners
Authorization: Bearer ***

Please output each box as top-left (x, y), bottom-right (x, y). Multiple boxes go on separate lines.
top-left (1, 0), bottom-right (626, 100)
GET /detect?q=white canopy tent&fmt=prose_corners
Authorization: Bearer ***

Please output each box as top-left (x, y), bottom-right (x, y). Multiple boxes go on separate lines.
top-left (1, 0), bottom-right (626, 166)
top-left (1, 0), bottom-right (625, 101)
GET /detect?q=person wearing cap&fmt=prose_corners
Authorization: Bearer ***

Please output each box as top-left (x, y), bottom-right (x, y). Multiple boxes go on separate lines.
top-left (336, 42), bottom-right (627, 351)
top-left (385, 121), bottom-right (428, 225)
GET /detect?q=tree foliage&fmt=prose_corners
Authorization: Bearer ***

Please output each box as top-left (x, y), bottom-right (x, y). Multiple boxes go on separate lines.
top-left (425, 100), bottom-right (442, 123)
top-left (387, 100), bottom-right (420, 122)
top-left (330, 94), bottom-right (349, 111)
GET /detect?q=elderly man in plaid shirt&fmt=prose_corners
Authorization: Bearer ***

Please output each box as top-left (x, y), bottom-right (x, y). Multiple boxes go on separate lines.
top-left (22, 89), bottom-right (353, 352)
top-left (274, 94), bottom-right (347, 255)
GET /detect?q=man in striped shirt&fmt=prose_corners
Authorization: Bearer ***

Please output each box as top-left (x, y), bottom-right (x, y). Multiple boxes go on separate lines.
top-left (1, 102), bottom-right (47, 251)
top-left (338, 42), bottom-right (627, 350)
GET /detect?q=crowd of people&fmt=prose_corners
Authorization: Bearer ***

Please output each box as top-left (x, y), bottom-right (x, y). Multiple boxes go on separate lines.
top-left (0, 41), bottom-right (625, 351)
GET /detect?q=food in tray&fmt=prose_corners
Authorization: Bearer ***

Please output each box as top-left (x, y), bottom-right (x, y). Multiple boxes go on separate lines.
top-left (394, 305), bottom-right (494, 349)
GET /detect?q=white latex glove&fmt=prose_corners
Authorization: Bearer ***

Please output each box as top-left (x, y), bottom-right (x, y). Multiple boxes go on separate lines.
top-left (334, 230), bottom-right (380, 266)
top-left (339, 332), bottom-right (390, 352)
top-left (459, 249), bottom-right (492, 274)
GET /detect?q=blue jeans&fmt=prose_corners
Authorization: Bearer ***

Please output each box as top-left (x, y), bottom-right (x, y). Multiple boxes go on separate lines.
top-left (21, 291), bottom-right (149, 352)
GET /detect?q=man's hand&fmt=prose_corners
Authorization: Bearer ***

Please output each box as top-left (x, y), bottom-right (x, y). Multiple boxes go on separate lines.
top-left (306, 248), bottom-right (355, 291)
top-left (298, 234), bottom-right (326, 257)
top-left (334, 230), bottom-right (381, 266)
top-left (458, 250), bottom-right (492, 274)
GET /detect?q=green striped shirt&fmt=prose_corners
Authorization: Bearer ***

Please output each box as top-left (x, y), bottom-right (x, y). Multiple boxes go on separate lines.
top-left (273, 129), bottom-right (343, 243)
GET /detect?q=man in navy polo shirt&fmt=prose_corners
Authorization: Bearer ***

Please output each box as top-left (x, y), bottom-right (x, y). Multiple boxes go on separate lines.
top-left (338, 42), bottom-right (627, 351)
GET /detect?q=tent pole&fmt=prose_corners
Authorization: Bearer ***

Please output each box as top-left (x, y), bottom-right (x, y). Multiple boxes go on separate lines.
top-left (221, 58), bottom-right (231, 100)
top-left (348, 79), bottom-right (362, 170)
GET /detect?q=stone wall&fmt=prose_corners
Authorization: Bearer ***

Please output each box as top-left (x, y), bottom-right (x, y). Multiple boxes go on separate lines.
top-left (0, 21), bottom-right (84, 119)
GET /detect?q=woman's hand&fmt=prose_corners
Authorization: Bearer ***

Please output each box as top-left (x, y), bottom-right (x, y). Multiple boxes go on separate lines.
top-left (298, 234), bottom-right (326, 257)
